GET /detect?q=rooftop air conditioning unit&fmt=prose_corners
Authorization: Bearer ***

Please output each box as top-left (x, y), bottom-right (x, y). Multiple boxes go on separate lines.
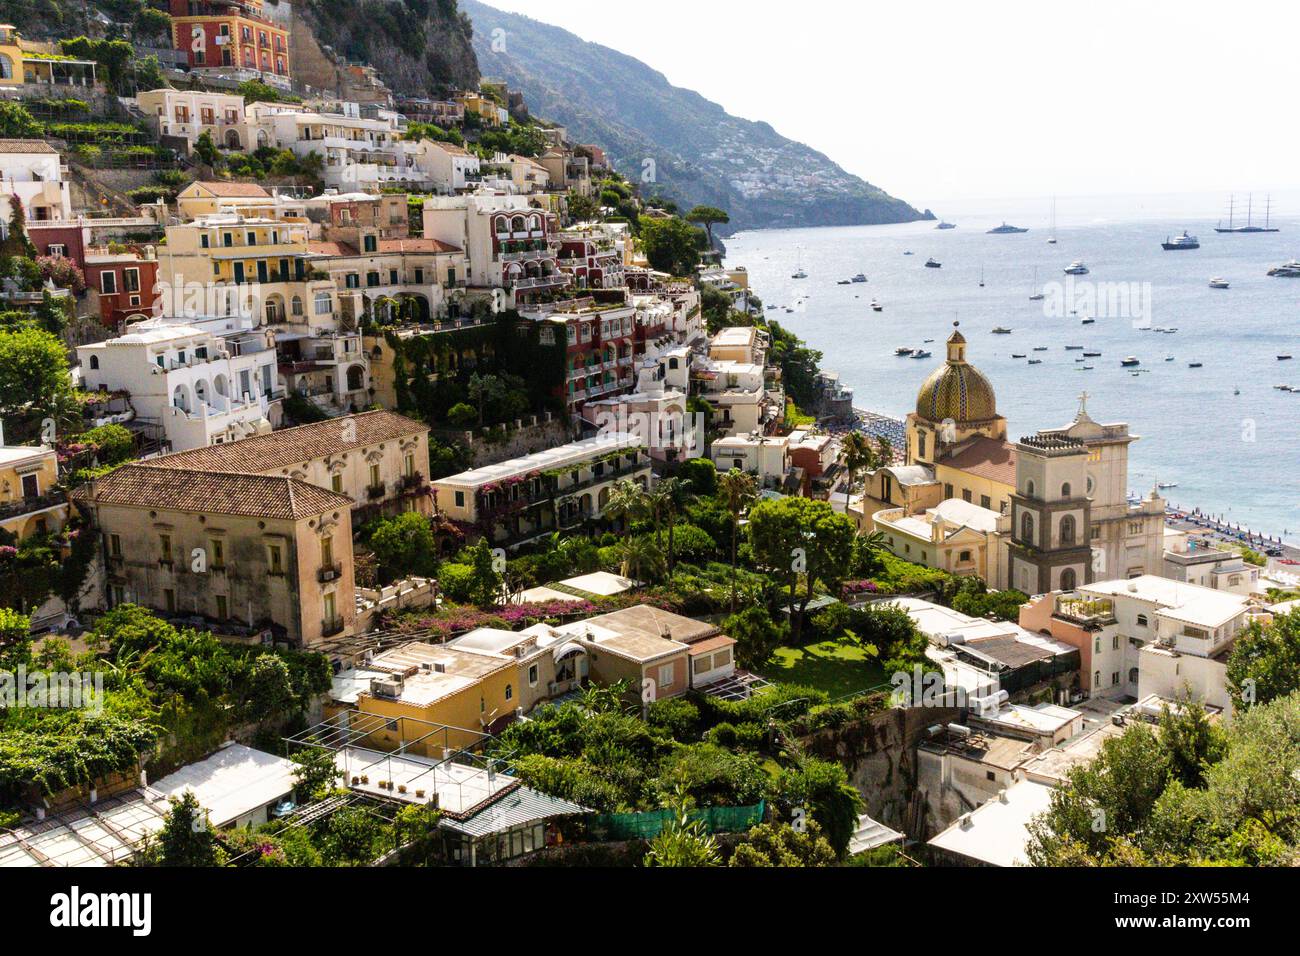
top-left (946, 723), bottom-right (972, 739)
top-left (371, 676), bottom-right (403, 699)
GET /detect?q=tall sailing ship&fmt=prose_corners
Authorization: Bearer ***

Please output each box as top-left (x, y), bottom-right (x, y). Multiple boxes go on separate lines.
top-left (1216, 194), bottom-right (1280, 234)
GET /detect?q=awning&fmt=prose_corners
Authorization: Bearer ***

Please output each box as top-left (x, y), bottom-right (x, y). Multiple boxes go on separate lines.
top-left (552, 642), bottom-right (586, 663)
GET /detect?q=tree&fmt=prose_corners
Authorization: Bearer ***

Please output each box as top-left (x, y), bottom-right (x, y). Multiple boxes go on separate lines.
top-left (729, 819), bottom-right (836, 867)
top-left (0, 101), bottom-right (41, 139)
top-left (1226, 609), bottom-right (1300, 709)
top-left (0, 607), bottom-right (32, 672)
top-left (658, 476), bottom-right (693, 572)
top-left (156, 792), bottom-right (217, 867)
top-left (603, 478), bottom-right (647, 533)
top-left (640, 216), bottom-right (702, 276)
top-left (0, 327), bottom-right (71, 421)
top-left (774, 758), bottom-right (864, 857)
top-left (686, 205), bottom-right (730, 249)
top-left (291, 744), bottom-right (344, 801)
top-left (1, 194), bottom-right (37, 260)
top-left (838, 430), bottom-right (876, 525)
top-left (35, 255), bottom-right (85, 294)
top-left (724, 606), bottom-right (787, 672)
top-left (747, 497), bottom-right (855, 644)
top-left (717, 468), bottom-right (758, 614)
top-left (244, 653), bottom-right (296, 727)
top-left (368, 512), bottom-right (438, 583)
top-left (643, 784), bottom-right (720, 867)
top-left (679, 458), bottom-right (717, 497)
top-left (615, 535), bottom-right (666, 583)
top-left (1158, 698), bottom-right (1226, 790)
top-left (463, 539), bottom-right (503, 607)
top-left (193, 130), bottom-right (219, 167)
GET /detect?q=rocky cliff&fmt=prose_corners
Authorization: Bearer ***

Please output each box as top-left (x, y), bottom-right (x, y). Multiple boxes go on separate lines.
top-left (462, 0), bottom-right (927, 234)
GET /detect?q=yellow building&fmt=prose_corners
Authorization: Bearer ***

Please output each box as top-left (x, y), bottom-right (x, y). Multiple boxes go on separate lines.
top-left (342, 642), bottom-right (519, 754)
top-left (175, 181), bottom-right (276, 220)
top-left (0, 444), bottom-right (67, 540)
top-left (0, 25), bottom-right (21, 86)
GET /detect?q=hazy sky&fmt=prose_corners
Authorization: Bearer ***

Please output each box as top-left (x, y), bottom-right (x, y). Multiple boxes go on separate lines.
top-left (481, 0), bottom-right (1300, 208)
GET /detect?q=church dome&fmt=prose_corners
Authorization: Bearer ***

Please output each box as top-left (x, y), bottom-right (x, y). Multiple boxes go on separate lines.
top-left (915, 326), bottom-right (999, 423)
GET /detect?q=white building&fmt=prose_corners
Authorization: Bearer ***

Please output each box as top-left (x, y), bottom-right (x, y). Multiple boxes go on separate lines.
top-left (77, 316), bottom-right (277, 451)
top-left (413, 139), bottom-right (483, 193)
top-left (137, 88), bottom-right (247, 150)
top-left (710, 433), bottom-right (791, 490)
top-left (1162, 528), bottom-right (1259, 595)
top-left (0, 139), bottom-right (71, 223)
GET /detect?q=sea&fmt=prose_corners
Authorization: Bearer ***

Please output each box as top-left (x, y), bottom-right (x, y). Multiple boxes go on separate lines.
top-left (724, 191), bottom-right (1300, 544)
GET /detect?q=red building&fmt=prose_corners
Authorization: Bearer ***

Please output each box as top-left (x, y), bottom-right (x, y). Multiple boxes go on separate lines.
top-left (83, 250), bottom-right (160, 329)
top-left (170, 0), bottom-right (290, 83)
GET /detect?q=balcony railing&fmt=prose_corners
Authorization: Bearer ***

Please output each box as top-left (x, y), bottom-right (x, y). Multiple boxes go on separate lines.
top-left (0, 490), bottom-right (65, 521)
top-left (366, 483), bottom-right (387, 500)
top-left (321, 619), bottom-right (345, 637)
top-left (318, 563), bottom-right (343, 584)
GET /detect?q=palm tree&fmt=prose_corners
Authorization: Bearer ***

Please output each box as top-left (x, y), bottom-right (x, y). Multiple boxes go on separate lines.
top-left (615, 535), bottom-right (666, 583)
top-left (658, 476), bottom-right (693, 573)
top-left (718, 468), bottom-right (758, 615)
top-left (604, 478), bottom-right (648, 532)
top-left (645, 483), bottom-right (672, 547)
top-left (839, 431), bottom-right (876, 532)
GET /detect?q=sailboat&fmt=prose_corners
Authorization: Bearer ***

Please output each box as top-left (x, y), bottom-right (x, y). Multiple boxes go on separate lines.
top-left (1216, 194), bottom-right (1280, 234)
top-left (979, 265), bottom-right (985, 288)
top-left (1047, 198), bottom-right (1058, 244)
top-left (791, 246), bottom-right (808, 279)
top-left (1028, 266), bottom-right (1044, 301)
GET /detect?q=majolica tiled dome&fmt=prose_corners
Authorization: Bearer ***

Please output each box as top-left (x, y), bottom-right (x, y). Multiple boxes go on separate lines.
top-left (915, 326), bottom-right (998, 423)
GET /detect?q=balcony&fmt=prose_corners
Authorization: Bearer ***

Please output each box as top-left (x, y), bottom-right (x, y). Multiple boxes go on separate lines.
top-left (366, 483), bottom-right (387, 500)
top-left (399, 472), bottom-right (426, 492)
top-left (321, 619), bottom-right (345, 638)
top-left (0, 490), bottom-right (66, 522)
top-left (318, 563), bottom-right (343, 583)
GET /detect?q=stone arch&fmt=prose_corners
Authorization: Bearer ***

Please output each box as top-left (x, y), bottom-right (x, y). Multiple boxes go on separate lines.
top-left (214, 373), bottom-right (229, 397)
top-left (1020, 511), bottom-right (1034, 543)
top-left (1059, 514), bottom-right (1076, 546)
top-left (346, 364), bottom-right (365, 392)
top-left (1061, 482), bottom-right (1072, 499)
top-left (0, 53), bottom-right (14, 81)
top-left (224, 128), bottom-right (242, 150)
top-left (1060, 567), bottom-right (1078, 591)
top-left (172, 383), bottom-right (192, 413)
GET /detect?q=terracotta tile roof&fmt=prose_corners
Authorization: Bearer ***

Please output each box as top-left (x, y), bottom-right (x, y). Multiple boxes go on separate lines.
top-left (0, 139), bottom-right (57, 154)
top-left (308, 240), bottom-right (359, 257)
top-left (378, 238), bottom-right (461, 254)
top-left (687, 635), bottom-right (738, 656)
top-left (186, 181), bottom-right (272, 198)
top-left (942, 436), bottom-right (1017, 487)
top-left (77, 465), bottom-right (350, 520)
top-left (148, 411), bottom-right (427, 475)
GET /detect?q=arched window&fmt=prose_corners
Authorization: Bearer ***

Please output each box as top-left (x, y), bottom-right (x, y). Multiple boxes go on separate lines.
top-left (1061, 482), bottom-right (1072, 498)
top-left (1060, 514), bottom-right (1076, 545)
top-left (1094, 670), bottom-right (1101, 688)
top-left (291, 295), bottom-right (303, 316)
top-left (1128, 668), bottom-right (1139, 685)
top-left (0, 54), bottom-right (14, 81)
top-left (1136, 614), bottom-right (1148, 627)
top-left (1061, 568), bottom-right (1077, 591)
top-left (314, 291), bottom-right (332, 315)
top-left (1026, 480), bottom-right (1036, 497)
top-left (504, 684), bottom-right (513, 701)
top-left (89, 355), bottom-right (100, 370)
top-left (1021, 512), bottom-right (1034, 543)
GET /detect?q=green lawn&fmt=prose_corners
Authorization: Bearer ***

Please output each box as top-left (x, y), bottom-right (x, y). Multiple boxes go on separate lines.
top-left (761, 636), bottom-right (890, 698)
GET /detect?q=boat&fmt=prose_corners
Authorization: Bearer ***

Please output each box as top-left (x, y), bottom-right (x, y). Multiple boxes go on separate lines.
top-left (925, 258), bottom-right (942, 268)
top-left (1267, 260), bottom-right (1300, 277)
top-left (837, 280), bottom-right (851, 285)
top-left (1216, 193), bottom-right (1280, 233)
top-left (851, 273), bottom-right (868, 283)
top-left (1165, 355), bottom-right (1175, 362)
top-left (1163, 327), bottom-right (1179, 334)
top-left (895, 347), bottom-right (915, 356)
top-left (1012, 353), bottom-right (1027, 359)
top-left (1028, 266), bottom-right (1044, 300)
top-left (979, 266), bottom-right (985, 288)
top-left (904, 250), bottom-right (914, 256)
top-left (1033, 346), bottom-right (1049, 352)
top-left (1081, 365), bottom-right (1094, 370)
top-left (1162, 231), bottom-right (1200, 251)
top-left (1280, 355), bottom-right (1295, 361)
top-left (1028, 359), bottom-right (1043, 365)
top-left (936, 221), bottom-right (956, 230)
top-left (1189, 362), bottom-right (1203, 368)
top-left (1121, 356), bottom-right (1141, 367)
top-left (911, 350), bottom-right (932, 359)
top-left (1081, 317), bottom-right (1095, 325)
top-left (991, 327), bottom-right (1013, 334)
top-left (988, 222), bottom-right (1029, 234)
top-left (791, 269), bottom-right (808, 279)
top-left (871, 299), bottom-right (883, 312)
top-left (1064, 261), bottom-right (1089, 275)
top-left (1209, 277), bottom-right (1230, 289)
top-left (1158, 482), bottom-right (1179, 490)
top-left (1064, 345), bottom-right (1084, 350)
top-left (1047, 199), bottom-right (1058, 244)
top-left (1083, 351), bottom-right (1101, 357)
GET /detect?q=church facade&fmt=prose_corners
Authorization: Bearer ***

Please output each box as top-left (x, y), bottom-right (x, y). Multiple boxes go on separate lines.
top-left (860, 325), bottom-right (1165, 593)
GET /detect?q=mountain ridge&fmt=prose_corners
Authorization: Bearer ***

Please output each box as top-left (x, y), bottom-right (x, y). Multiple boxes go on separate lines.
top-left (462, 0), bottom-right (929, 235)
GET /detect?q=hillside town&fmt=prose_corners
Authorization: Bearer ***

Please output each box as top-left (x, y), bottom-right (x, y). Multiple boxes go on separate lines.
top-left (0, 2), bottom-right (1298, 877)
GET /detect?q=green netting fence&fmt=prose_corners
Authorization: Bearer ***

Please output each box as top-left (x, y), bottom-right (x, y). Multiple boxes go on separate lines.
top-left (586, 800), bottom-right (765, 840)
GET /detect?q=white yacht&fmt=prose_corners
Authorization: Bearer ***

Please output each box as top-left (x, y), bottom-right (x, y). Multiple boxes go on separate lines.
top-left (1209, 277), bottom-right (1230, 289)
top-left (1064, 261), bottom-right (1090, 275)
